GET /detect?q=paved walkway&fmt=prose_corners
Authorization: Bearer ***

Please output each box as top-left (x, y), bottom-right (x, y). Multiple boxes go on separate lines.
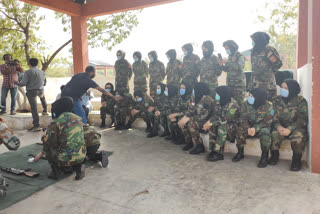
top-left (1, 128), bottom-right (320, 214)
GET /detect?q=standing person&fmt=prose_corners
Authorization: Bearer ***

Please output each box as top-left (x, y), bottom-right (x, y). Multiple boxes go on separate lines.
top-left (115, 50), bottom-right (132, 94)
top-left (18, 58), bottom-right (46, 131)
top-left (148, 51), bottom-right (165, 98)
top-left (100, 83), bottom-right (116, 128)
top-left (220, 40), bottom-right (246, 105)
top-left (166, 49), bottom-right (183, 88)
top-left (14, 59), bottom-right (28, 112)
top-left (181, 43), bottom-right (200, 88)
top-left (61, 66), bottom-right (119, 125)
top-left (269, 79), bottom-right (308, 171)
top-left (132, 51), bottom-right (149, 93)
top-left (0, 54), bottom-right (19, 115)
top-left (199, 40), bottom-right (222, 97)
top-left (249, 32), bottom-right (283, 100)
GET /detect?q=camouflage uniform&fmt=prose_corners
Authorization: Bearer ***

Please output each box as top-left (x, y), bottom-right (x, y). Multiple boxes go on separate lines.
top-left (115, 57), bottom-right (132, 94)
top-left (114, 93), bottom-right (135, 126)
top-left (182, 54), bottom-right (200, 87)
top-left (100, 94), bottom-right (115, 121)
top-left (209, 98), bottom-right (240, 154)
top-left (83, 126), bottom-right (101, 160)
top-left (133, 60), bottom-right (149, 93)
top-left (182, 95), bottom-right (214, 145)
top-left (166, 59), bottom-right (183, 88)
top-left (199, 55), bottom-right (222, 97)
top-left (150, 93), bottom-right (168, 133)
top-left (271, 95), bottom-right (308, 154)
top-left (128, 94), bottom-right (155, 124)
top-left (236, 101), bottom-right (273, 150)
top-left (223, 51), bottom-right (246, 104)
top-left (149, 61), bottom-right (165, 98)
top-left (249, 46), bottom-right (282, 100)
top-left (42, 112), bottom-right (86, 167)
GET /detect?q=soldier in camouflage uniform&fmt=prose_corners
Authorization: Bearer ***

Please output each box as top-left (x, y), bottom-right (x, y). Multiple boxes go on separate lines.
top-left (269, 79), bottom-right (308, 171)
top-left (100, 83), bottom-right (116, 128)
top-left (132, 51), bottom-right (149, 93)
top-left (42, 97), bottom-right (86, 180)
top-left (220, 40), bottom-right (246, 105)
top-left (125, 90), bottom-right (155, 132)
top-left (166, 49), bottom-right (183, 88)
top-left (249, 32), bottom-right (283, 100)
top-left (203, 86), bottom-right (240, 162)
top-left (148, 51), bottom-right (165, 98)
top-left (178, 82), bottom-right (214, 154)
top-left (233, 88), bottom-right (273, 168)
top-left (114, 88), bottom-right (135, 130)
top-left (115, 50), bottom-right (132, 94)
top-left (199, 40), bottom-right (222, 97)
top-left (181, 43), bottom-right (200, 88)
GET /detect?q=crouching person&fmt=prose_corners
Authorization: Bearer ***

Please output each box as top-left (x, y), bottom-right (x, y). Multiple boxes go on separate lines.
top-left (43, 97), bottom-right (86, 180)
top-left (269, 79), bottom-right (308, 171)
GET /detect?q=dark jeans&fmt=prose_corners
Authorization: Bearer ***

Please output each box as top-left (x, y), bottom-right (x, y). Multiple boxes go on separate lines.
top-left (26, 89), bottom-right (47, 127)
top-left (1, 87), bottom-right (17, 112)
top-left (82, 105), bottom-right (89, 120)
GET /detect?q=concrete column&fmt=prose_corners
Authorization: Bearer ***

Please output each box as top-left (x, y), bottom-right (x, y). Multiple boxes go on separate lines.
top-left (71, 16), bottom-right (89, 74)
top-left (311, 0), bottom-right (320, 173)
top-left (297, 0), bottom-right (308, 68)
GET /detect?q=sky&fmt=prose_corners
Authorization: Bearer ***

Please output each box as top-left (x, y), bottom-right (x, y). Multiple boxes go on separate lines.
top-left (37, 0), bottom-right (270, 65)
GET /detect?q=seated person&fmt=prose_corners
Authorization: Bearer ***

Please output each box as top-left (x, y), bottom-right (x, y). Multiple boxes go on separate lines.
top-left (269, 79), bottom-right (308, 171)
top-left (125, 90), bottom-right (154, 131)
top-left (178, 82), bottom-right (214, 154)
top-left (81, 90), bottom-right (94, 120)
top-left (113, 88), bottom-right (135, 130)
top-left (100, 83), bottom-right (116, 128)
top-left (233, 88), bottom-right (273, 168)
top-left (42, 97), bottom-right (86, 180)
top-left (203, 86), bottom-right (240, 162)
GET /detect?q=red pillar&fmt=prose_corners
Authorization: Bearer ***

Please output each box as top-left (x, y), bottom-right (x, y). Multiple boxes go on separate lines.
top-left (311, 0), bottom-right (320, 173)
top-left (297, 0), bottom-right (308, 69)
top-left (71, 16), bottom-right (89, 74)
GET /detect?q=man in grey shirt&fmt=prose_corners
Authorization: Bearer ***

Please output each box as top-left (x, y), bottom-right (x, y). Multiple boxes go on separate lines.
top-left (18, 58), bottom-right (46, 131)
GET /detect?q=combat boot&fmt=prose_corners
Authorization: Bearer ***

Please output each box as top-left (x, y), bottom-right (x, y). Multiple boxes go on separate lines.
top-left (48, 164), bottom-right (64, 180)
top-left (96, 151), bottom-right (109, 168)
top-left (124, 121), bottom-right (132, 130)
top-left (232, 147), bottom-right (244, 162)
top-left (147, 131), bottom-right (158, 138)
top-left (290, 153), bottom-right (302, 171)
top-left (145, 122), bottom-right (152, 133)
top-left (73, 164), bottom-right (85, 180)
top-left (182, 139), bottom-right (193, 151)
top-left (257, 149), bottom-right (269, 168)
top-left (159, 127), bottom-right (170, 137)
top-left (207, 151), bottom-right (216, 161)
top-left (165, 132), bottom-right (175, 141)
top-left (100, 119), bottom-right (106, 128)
top-left (208, 152), bottom-right (224, 162)
top-left (268, 150), bottom-right (279, 165)
top-left (190, 143), bottom-right (205, 155)
top-left (174, 135), bottom-right (185, 145)
top-left (107, 119), bottom-right (115, 128)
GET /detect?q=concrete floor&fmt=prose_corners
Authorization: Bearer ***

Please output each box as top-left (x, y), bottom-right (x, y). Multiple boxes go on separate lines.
top-left (1, 128), bottom-right (320, 214)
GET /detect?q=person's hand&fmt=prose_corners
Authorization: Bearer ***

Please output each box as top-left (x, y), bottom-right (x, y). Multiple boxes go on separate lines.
top-left (178, 116), bottom-right (190, 129)
top-left (86, 91), bottom-right (90, 96)
top-left (280, 128), bottom-right (291, 137)
top-left (155, 110), bottom-right (160, 117)
top-left (14, 80), bottom-right (18, 85)
top-left (277, 126), bottom-right (284, 133)
top-left (169, 113), bottom-right (177, 119)
top-left (131, 109), bottom-right (139, 116)
top-left (202, 120), bottom-right (213, 131)
top-left (148, 106), bottom-right (154, 112)
top-left (114, 95), bottom-right (123, 101)
top-left (101, 101), bottom-right (107, 107)
top-left (170, 117), bottom-right (177, 122)
top-left (248, 128), bottom-right (256, 136)
top-left (219, 58), bottom-right (226, 66)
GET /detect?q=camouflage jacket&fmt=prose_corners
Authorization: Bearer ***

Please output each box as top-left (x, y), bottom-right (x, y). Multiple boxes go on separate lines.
top-left (209, 98), bottom-right (240, 126)
top-left (199, 55), bottom-right (222, 89)
top-left (172, 95), bottom-right (193, 118)
top-left (166, 59), bottom-right (183, 88)
top-left (161, 95), bottom-right (180, 116)
top-left (240, 101), bottom-right (273, 133)
top-left (182, 53), bottom-right (200, 86)
top-left (133, 94), bottom-right (155, 113)
top-left (42, 112), bottom-right (86, 167)
top-left (83, 126), bottom-right (101, 147)
top-left (0, 120), bottom-right (20, 151)
top-left (186, 95), bottom-right (214, 126)
top-left (154, 94), bottom-right (168, 112)
top-left (223, 51), bottom-right (246, 87)
top-left (115, 93), bottom-right (135, 109)
top-left (149, 60), bottom-right (165, 86)
top-left (249, 46), bottom-right (282, 91)
top-left (115, 59), bottom-right (132, 87)
top-left (133, 60), bottom-right (149, 91)
top-left (272, 95), bottom-right (308, 132)
top-left (101, 94), bottom-right (115, 107)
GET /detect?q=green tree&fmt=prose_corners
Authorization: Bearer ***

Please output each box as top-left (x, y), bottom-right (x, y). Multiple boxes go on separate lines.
top-left (0, 0), bottom-right (140, 74)
top-left (257, 0), bottom-right (298, 69)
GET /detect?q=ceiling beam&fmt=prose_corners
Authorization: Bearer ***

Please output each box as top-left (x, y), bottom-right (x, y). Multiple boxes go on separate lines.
top-left (81, 0), bottom-right (182, 18)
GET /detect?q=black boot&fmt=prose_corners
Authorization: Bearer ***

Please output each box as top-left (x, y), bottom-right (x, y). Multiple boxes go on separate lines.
top-left (100, 119), bottom-right (106, 128)
top-left (190, 143), bottom-right (205, 155)
top-left (114, 123), bottom-right (123, 130)
top-left (290, 153), bottom-right (302, 171)
top-left (208, 152), bottom-right (224, 162)
top-left (175, 135), bottom-right (185, 145)
top-left (182, 139), bottom-right (193, 151)
top-left (159, 127), bottom-right (170, 137)
top-left (207, 151), bottom-right (216, 161)
top-left (268, 150), bottom-right (279, 165)
top-left (145, 122), bottom-right (152, 133)
top-left (73, 164), bottom-right (85, 180)
top-left (165, 132), bottom-right (175, 141)
top-left (96, 151), bottom-right (109, 168)
top-left (124, 120), bottom-right (132, 129)
top-left (257, 149), bottom-right (269, 168)
top-left (48, 164), bottom-right (64, 180)
top-left (232, 147), bottom-right (244, 162)
top-left (147, 131), bottom-right (158, 138)
top-left (107, 119), bottom-right (115, 128)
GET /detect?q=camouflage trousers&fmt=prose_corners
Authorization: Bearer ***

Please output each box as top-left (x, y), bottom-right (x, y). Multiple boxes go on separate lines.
top-left (115, 107), bottom-right (130, 125)
top-left (236, 127), bottom-right (271, 151)
top-left (181, 119), bottom-right (203, 145)
top-left (100, 106), bottom-right (115, 120)
top-left (128, 111), bottom-right (151, 125)
top-left (271, 129), bottom-right (308, 154)
top-left (230, 86), bottom-right (246, 105)
top-left (209, 122), bottom-right (238, 154)
top-left (115, 81), bottom-right (130, 94)
top-left (149, 82), bottom-right (158, 99)
top-left (134, 84), bottom-right (148, 94)
top-left (86, 145), bottom-right (100, 161)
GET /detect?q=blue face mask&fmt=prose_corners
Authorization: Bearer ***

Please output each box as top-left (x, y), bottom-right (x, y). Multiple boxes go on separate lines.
top-left (164, 90), bottom-right (168, 96)
top-left (215, 94), bottom-right (220, 101)
top-left (180, 88), bottom-right (186, 96)
top-left (280, 88), bottom-right (289, 98)
top-left (157, 89), bottom-right (161, 95)
top-left (149, 57), bottom-right (154, 62)
top-left (252, 41), bottom-right (255, 47)
top-left (105, 88), bottom-right (111, 93)
top-left (134, 58), bottom-right (139, 62)
top-left (117, 56), bottom-right (122, 60)
top-left (115, 94), bottom-right (120, 97)
top-left (137, 97), bottom-right (142, 102)
top-left (226, 49), bottom-right (232, 56)
top-left (192, 89), bottom-right (195, 97)
top-left (248, 96), bottom-right (255, 105)
top-left (184, 51), bottom-right (188, 56)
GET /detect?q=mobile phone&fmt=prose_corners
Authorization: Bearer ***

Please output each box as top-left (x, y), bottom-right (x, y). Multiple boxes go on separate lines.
top-left (218, 53), bottom-right (222, 60)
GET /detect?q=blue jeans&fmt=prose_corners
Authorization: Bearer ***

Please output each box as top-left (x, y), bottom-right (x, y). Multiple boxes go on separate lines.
top-left (1, 87), bottom-right (17, 112)
top-left (73, 100), bottom-right (87, 124)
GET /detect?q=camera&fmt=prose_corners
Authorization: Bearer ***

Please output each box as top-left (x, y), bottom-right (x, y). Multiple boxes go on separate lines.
top-left (7, 60), bottom-right (17, 66)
